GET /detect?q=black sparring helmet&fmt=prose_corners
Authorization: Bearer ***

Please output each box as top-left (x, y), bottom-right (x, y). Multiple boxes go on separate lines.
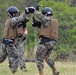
top-left (42, 7), bottom-right (53, 16)
top-left (7, 6), bottom-right (19, 17)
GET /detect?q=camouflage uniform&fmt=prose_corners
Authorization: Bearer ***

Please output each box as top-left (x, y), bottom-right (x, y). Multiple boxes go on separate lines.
top-left (15, 38), bottom-right (26, 70)
top-left (0, 40), bottom-right (19, 72)
top-left (0, 12), bottom-right (27, 73)
top-left (0, 44), bottom-right (7, 63)
top-left (33, 10), bottom-right (59, 75)
top-left (35, 41), bottom-right (56, 71)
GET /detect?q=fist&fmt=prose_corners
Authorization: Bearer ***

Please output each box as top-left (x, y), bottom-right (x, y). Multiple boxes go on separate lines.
top-left (25, 7), bottom-right (35, 14)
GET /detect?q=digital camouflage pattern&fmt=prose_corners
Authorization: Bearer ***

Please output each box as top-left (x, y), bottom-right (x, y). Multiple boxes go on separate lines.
top-left (34, 10), bottom-right (51, 26)
top-left (33, 8), bottom-right (59, 75)
top-left (10, 12), bottom-right (26, 27)
top-left (0, 38), bottom-right (26, 72)
top-left (35, 40), bottom-right (56, 71)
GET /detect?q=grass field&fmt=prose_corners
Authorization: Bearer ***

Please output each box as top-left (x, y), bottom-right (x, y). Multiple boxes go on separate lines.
top-left (0, 60), bottom-right (76, 75)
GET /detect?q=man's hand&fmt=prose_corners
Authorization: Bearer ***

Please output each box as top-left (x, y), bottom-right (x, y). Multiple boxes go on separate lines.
top-left (34, 4), bottom-right (39, 11)
top-left (32, 17), bottom-right (41, 28)
top-left (25, 7), bottom-right (35, 14)
top-left (22, 34), bottom-right (26, 41)
top-left (24, 17), bottom-right (29, 23)
top-left (32, 17), bottom-right (38, 27)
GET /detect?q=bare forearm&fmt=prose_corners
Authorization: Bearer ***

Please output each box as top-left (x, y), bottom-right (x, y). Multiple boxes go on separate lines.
top-left (23, 27), bottom-right (28, 35)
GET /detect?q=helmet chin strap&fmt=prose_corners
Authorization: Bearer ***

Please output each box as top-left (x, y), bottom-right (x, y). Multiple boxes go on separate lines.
top-left (45, 14), bottom-right (47, 16)
top-left (7, 13), bottom-right (12, 18)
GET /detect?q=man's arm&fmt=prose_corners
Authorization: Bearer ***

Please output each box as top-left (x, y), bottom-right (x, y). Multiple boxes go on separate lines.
top-left (24, 7), bottom-right (51, 26)
top-left (10, 12), bottom-right (26, 27)
top-left (34, 10), bottom-right (51, 26)
top-left (19, 27), bottom-right (27, 43)
top-left (23, 27), bottom-right (28, 35)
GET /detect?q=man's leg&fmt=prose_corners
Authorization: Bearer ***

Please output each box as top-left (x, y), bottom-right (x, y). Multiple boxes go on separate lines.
top-left (35, 44), bottom-right (47, 75)
top-left (45, 49), bottom-right (59, 75)
top-left (7, 45), bottom-right (19, 74)
top-left (44, 41), bottom-right (59, 75)
top-left (0, 44), bottom-right (7, 63)
top-left (17, 43), bottom-right (27, 71)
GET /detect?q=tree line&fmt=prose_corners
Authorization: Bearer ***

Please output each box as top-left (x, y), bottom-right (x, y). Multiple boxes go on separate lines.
top-left (0, 0), bottom-right (76, 61)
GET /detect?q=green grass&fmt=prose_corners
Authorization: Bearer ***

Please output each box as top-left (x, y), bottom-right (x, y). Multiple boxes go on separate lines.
top-left (0, 60), bottom-right (76, 75)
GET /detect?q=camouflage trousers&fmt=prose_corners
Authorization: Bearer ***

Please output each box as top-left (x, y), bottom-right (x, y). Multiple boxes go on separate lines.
top-left (0, 41), bottom-right (26, 72)
top-left (35, 40), bottom-right (56, 71)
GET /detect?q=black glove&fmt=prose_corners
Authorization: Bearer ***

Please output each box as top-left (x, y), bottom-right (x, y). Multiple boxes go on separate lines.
top-left (32, 17), bottom-right (41, 28)
top-left (32, 17), bottom-right (37, 27)
top-left (22, 17), bottom-right (29, 25)
top-left (34, 4), bottom-right (39, 11)
top-left (25, 7), bottom-right (35, 14)
top-left (24, 17), bottom-right (29, 23)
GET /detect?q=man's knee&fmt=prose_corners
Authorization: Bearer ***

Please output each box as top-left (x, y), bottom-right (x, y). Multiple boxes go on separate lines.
top-left (45, 58), bottom-right (54, 68)
top-left (0, 50), bottom-right (7, 63)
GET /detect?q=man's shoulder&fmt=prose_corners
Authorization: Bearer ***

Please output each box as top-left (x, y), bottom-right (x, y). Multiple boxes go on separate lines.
top-left (5, 18), bottom-right (11, 25)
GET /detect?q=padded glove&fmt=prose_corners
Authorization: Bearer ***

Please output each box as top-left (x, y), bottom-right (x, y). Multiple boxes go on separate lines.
top-left (32, 17), bottom-right (41, 28)
top-left (24, 17), bottom-right (29, 23)
top-left (34, 4), bottom-right (39, 11)
top-left (25, 7), bottom-right (35, 14)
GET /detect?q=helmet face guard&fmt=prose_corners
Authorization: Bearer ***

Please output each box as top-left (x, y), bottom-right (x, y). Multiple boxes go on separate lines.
top-left (42, 7), bottom-right (53, 16)
top-left (7, 6), bottom-right (19, 17)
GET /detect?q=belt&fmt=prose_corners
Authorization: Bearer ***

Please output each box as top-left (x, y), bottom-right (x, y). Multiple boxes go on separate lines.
top-left (18, 35), bottom-right (22, 38)
top-left (39, 36), bottom-right (57, 44)
top-left (5, 38), bottom-right (14, 41)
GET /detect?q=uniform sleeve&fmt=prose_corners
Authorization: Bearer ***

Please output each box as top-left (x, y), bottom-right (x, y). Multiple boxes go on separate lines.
top-left (34, 10), bottom-right (51, 26)
top-left (10, 12), bottom-right (26, 27)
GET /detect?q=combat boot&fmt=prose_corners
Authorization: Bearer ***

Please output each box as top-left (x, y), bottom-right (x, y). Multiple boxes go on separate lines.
top-left (39, 70), bottom-right (44, 75)
top-left (53, 71), bottom-right (59, 75)
top-left (52, 66), bottom-right (59, 75)
top-left (11, 70), bottom-right (16, 74)
top-left (20, 66), bottom-right (27, 72)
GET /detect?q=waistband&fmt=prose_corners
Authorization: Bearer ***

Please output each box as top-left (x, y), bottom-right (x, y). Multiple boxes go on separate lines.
top-left (39, 36), bottom-right (57, 44)
top-left (4, 38), bottom-right (14, 41)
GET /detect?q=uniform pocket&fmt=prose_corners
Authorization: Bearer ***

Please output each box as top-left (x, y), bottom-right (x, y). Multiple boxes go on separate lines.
top-left (45, 41), bottom-right (56, 49)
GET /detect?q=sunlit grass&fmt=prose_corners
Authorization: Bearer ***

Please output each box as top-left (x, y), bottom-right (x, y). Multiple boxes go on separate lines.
top-left (0, 60), bottom-right (76, 75)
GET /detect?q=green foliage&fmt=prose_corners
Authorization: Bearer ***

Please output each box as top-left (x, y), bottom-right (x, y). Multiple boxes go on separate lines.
top-left (0, 0), bottom-right (76, 59)
top-left (39, 0), bottom-right (76, 59)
